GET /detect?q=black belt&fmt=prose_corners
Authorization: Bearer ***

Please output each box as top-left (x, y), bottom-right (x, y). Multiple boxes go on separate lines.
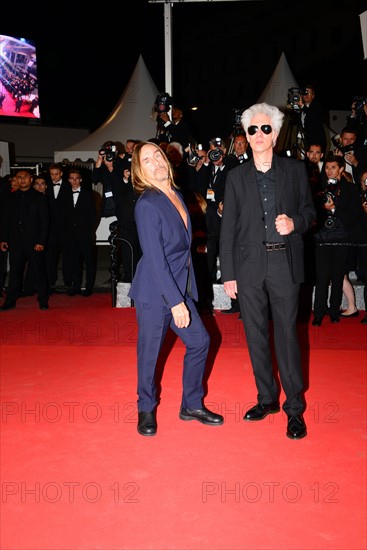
top-left (266, 242), bottom-right (286, 251)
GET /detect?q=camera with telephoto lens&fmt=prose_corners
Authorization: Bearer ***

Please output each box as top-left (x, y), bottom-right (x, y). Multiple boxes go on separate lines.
top-left (154, 92), bottom-right (172, 114)
top-left (323, 178), bottom-right (338, 229)
top-left (208, 138), bottom-right (224, 162)
top-left (232, 107), bottom-right (244, 136)
top-left (187, 144), bottom-right (202, 167)
top-left (99, 142), bottom-right (117, 162)
top-left (287, 87), bottom-right (308, 109)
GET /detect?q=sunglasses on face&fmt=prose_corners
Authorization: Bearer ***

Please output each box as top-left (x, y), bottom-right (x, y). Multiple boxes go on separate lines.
top-left (247, 125), bottom-right (272, 135)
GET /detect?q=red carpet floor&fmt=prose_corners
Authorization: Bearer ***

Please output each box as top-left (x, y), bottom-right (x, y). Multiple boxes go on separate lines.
top-left (1, 294), bottom-right (366, 550)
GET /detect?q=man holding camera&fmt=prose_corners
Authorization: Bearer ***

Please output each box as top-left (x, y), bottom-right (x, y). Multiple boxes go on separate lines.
top-left (333, 126), bottom-right (367, 184)
top-left (155, 94), bottom-right (193, 150)
top-left (294, 84), bottom-right (326, 154)
top-left (205, 137), bottom-right (231, 283)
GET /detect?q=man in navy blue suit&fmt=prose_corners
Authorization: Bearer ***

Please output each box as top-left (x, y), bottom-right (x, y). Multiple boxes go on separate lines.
top-left (129, 141), bottom-right (224, 436)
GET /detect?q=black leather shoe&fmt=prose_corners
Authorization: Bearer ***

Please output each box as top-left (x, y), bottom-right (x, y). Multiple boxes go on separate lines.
top-left (39, 302), bottom-right (49, 310)
top-left (286, 414), bottom-right (307, 440)
top-left (244, 402), bottom-right (280, 421)
top-left (179, 406), bottom-right (224, 425)
top-left (312, 317), bottom-right (323, 327)
top-left (67, 288), bottom-right (81, 296)
top-left (361, 314), bottom-right (367, 325)
top-left (137, 412), bottom-right (157, 436)
top-left (0, 302), bottom-right (16, 311)
top-left (81, 289), bottom-right (93, 297)
top-left (330, 314), bottom-right (340, 323)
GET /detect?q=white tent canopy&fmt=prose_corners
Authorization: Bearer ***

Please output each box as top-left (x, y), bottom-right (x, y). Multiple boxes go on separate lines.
top-left (257, 52), bottom-right (299, 108)
top-left (54, 55), bottom-right (159, 163)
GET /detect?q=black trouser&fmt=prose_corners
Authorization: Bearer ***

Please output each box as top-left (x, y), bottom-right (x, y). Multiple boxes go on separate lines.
top-left (6, 236), bottom-right (48, 305)
top-left (238, 249), bottom-right (304, 416)
top-left (313, 244), bottom-right (349, 317)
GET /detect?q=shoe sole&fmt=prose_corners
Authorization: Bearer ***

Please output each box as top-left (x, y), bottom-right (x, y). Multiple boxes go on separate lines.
top-left (179, 413), bottom-right (224, 426)
top-left (137, 428), bottom-right (157, 436)
top-left (244, 408), bottom-right (280, 422)
top-left (286, 431), bottom-right (307, 440)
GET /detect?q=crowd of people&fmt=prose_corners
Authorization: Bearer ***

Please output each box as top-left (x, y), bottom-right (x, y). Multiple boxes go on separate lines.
top-left (0, 90), bottom-right (366, 322)
top-left (1, 90), bottom-right (366, 439)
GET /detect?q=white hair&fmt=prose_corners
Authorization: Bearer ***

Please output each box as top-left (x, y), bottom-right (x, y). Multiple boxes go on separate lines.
top-left (241, 103), bottom-right (284, 135)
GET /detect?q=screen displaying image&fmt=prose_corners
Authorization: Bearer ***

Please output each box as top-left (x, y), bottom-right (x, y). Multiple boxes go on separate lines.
top-left (0, 34), bottom-right (40, 120)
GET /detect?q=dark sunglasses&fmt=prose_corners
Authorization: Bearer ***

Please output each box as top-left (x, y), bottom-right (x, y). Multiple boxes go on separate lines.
top-left (247, 125), bottom-right (272, 135)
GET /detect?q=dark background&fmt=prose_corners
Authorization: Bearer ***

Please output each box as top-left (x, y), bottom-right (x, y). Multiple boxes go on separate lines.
top-left (2, 0), bottom-right (367, 144)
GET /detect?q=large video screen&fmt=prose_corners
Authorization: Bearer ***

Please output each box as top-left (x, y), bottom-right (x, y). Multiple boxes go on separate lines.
top-left (0, 34), bottom-right (40, 120)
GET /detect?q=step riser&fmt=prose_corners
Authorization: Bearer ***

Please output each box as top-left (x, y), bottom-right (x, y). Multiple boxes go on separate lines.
top-left (116, 283), bottom-right (365, 310)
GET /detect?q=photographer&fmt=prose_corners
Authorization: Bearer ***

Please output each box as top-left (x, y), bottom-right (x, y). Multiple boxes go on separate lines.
top-left (312, 155), bottom-right (364, 326)
top-left (291, 84), bottom-right (326, 154)
top-left (154, 94), bottom-right (193, 150)
top-left (333, 125), bottom-right (367, 184)
top-left (92, 140), bottom-right (123, 221)
top-left (205, 137), bottom-right (231, 283)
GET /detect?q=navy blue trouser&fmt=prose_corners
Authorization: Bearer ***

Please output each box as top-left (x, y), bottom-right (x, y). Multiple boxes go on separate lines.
top-left (134, 296), bottom-right (210, 413)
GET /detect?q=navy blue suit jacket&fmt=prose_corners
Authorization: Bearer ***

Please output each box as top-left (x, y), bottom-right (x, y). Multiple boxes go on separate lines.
top-left (128, 188), bottom-right (198, 307)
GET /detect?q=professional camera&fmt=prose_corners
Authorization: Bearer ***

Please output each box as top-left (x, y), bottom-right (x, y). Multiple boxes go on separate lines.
top-left (287, 87), bottom-right (308, 109)
top-left (232, 107), bottom-right (244, 136)
top-left (339, 143), bottom-right (354, 155)
top-left (99, 141), bottom-right (117, 162)
top-left (208, 138), bottom-right (224, 162)
top-left (322, 177), bottom-right (338, 229)
top-left (154, 92), bottom-right (172, 114)
top-left (354, 96), bottom-right (367, 112)
top-left (187, 144), bottom-right (200, 167)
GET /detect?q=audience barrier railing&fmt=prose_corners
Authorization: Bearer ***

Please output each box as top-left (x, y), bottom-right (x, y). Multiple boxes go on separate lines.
top-left (108, 221), bottom-right (134, 308)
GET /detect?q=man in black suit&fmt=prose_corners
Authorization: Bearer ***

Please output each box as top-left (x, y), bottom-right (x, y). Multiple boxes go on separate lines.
top-left (219, 102), bottom-right (316, 439)
top-left (46, 163), bottom-right (72, 292)
top-left (0, 169), bottom-right (49, 311)
top-left (297, 84), bottom-right (327, 153)
top-left (62, 169), bottom-right (97, 296)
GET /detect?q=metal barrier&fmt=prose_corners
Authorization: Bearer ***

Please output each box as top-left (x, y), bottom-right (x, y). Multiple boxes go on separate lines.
top-left (108, 221), bottom-right (134, 307)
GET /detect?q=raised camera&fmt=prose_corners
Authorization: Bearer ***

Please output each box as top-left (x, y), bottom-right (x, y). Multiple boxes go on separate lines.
top-left (208, 138), bottom-right (224, 162)
top-left (287, 87), bottom-right (308, 108)
top-left (99, 142), bottom-right (117, 162)
top-left (154, 92), bottom-right (172, 113)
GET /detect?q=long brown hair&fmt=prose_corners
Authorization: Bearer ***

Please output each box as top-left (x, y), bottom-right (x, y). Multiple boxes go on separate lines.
top-left (131, 141), bottom-right (178, 195)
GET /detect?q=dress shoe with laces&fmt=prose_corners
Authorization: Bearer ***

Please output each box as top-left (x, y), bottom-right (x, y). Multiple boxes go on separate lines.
top-left (244, 402), bottom-right (280, 421)
top-left (179, 406), bottom-right (224, 425)
top-left (137, 411), bottom-right (157, 436)
top-left (286, 414), bottom-right (307, 440)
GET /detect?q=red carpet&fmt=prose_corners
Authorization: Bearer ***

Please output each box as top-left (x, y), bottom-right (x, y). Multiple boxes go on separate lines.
top-left (1, 295), bottom-right (366, 550)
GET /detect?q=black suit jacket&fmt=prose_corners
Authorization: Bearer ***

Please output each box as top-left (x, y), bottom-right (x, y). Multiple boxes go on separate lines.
top-left (45, 179), bottom-right (71, 235)
top-left (0, 188), bottom-right (49, 249)
top-left (62, 188), bottom-right (97, 242)
top-left (219, 155), bottom-right (316, 285)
